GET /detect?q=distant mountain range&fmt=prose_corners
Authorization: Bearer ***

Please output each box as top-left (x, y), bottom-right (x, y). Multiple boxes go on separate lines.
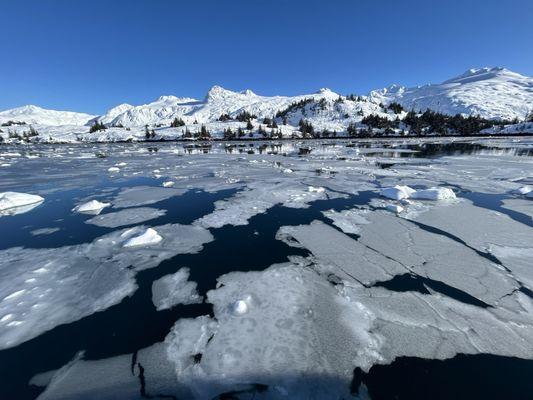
top-left (0, 67), bottom-right (533, 129)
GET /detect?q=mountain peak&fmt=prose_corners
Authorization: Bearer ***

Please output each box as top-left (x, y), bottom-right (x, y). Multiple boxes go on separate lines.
top-left (205, 85), bottom-right (238, 102)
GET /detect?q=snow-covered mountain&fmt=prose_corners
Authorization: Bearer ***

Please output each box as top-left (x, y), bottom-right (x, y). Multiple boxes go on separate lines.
top-left (369, 67), bottom-right (533, 120)
top-left (0, 105), bottom-right (95, 126)
top-left (97, 86), bottom-right (351, 128)
top-left (0, 67), bottom-right (531, 132)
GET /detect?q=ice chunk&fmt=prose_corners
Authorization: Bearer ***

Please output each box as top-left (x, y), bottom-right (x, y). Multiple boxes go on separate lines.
top-left (162, 181), bottom-right (175, 188)
top-left (307, 185), bottom-right (325, 193)
top-left (513, 185), bottom-right (532, 195)
top-left (85, 207), bottom-right (166, 228)
top-left (123, 227), bottom-right (162, 247)
top-left (386, 204), bottom-right (404, 213)
top-left (411, 187), bottom-right (456, 200)
top-left (72, 200), bottom-right (110, 214)
top-left (379, 185), bottom-right (415, 200)
top-left (30, 227), bottom-right (61, 236)
top-left (151, 268), bottom-right (202, 311)
top-left (107, 167), bottom-right (120, 173)
top-left (0, 191), bottom-right (44, 216)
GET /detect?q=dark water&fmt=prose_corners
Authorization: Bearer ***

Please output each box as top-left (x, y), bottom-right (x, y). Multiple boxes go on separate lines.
top-left (0, 140), bottom-right (532, 400)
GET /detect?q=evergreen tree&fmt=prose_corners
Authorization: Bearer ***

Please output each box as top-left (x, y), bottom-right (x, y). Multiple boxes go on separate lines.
top-left (90, 121), bottom-right (107, 133)
top-left (246, 120), bottom-right (254, 130)
top-left (170, 117), bottom-right (185, 127)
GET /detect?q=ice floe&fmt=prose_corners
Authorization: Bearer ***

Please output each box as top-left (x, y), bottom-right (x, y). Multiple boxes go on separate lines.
top-left (0, 223), bottom-right (213, 349)
top-left (112, 186), bottom-right (186, 208)
top-left (152, 268), bottom-right (202, 311)
top-left (85, 207), bottom-right (165, 228)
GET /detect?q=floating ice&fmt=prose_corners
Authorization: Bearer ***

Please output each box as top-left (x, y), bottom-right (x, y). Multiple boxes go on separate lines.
top-left (85, 207), bottom-right (166, 228)
top-left (152, 268), bottom-right (202, 311)
top-left (30, 227), bottom-right (61, 236)
top-left (379, 185), bottom-right (415, 200)
top-left (107, 167), bottom-right (120, 173)
top-left (123, 227), bottom-right (162, 247)
top-left (0, 223), bottom-right (213, 349)
top-left (277, 220), bottom-right (406, 285)
top-left (112, 186), bottom-right (186, 208)
top-left (195, 181), bottom-right (328, 228)
top-left (513, 185), bottom-right (532, 195)
top-left (0, 191), bottom-right (44, 216)
top-left (162, 181), bottom-right (175, 188)
top-left (72, 199), bottom-right (110, 214)
top-left (386, 204), bottom-right (404, 213)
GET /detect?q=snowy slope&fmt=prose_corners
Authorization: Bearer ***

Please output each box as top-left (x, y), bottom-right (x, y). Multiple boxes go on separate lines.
top-left (0, 105), bottom-right (95, 126)
top-left (98, 86), bottom-right (358, 128)
top-left (369, 67), bottom-right (533, 120)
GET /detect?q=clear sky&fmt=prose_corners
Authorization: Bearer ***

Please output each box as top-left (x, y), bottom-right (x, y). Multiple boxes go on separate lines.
top-left (1, 0), bottom-right (531, 114)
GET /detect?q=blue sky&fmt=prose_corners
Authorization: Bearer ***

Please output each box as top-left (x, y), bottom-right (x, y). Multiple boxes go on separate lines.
top-left (1, 0), bottom-right (531, 114)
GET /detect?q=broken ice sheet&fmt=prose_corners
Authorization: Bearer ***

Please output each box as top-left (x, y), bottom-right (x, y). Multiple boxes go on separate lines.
top-left (0, 223), bottom-right (213, 350)
top-left (152, 267), bottom-right (202, 311)
top-left (409, 200), bottom-right (533, 290)
top-left (194, 180), bottom-right (329, 229)
top-left (35, 260), bottom-right (533, 400)
top-left (278, 216), bottom-right (519, 307)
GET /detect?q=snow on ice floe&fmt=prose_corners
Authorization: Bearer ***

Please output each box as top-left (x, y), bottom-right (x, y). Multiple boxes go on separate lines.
top-left (122, 227), bottom-right (163, 247)
top-left (379, 185), bottom-right (455, 201)
top-left (72, 199), bottom-right (110, 214)
top-left (152, 268), bottom-right (202, 311)
top-left (0, 224), bottom-right (213, 350)
top-left (0, 191), bottom-right (44, 216)
top-left (85, 207), bottom-right (166, 228)
top-left (379, 185), bottom-right (415, 200)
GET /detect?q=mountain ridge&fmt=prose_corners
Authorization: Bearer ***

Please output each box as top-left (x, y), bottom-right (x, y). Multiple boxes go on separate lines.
top-left (1, 67), bottom-right (531, 127)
